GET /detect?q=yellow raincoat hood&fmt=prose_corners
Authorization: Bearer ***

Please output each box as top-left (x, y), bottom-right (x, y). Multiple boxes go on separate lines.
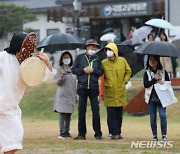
top-left (105, 43), bottom-right (118, 57)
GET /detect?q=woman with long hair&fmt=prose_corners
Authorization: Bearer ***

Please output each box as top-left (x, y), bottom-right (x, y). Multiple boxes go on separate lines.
top-left (160, 32), bottom-right (174, 78)
top-left (143, 55), bottom-right (170, 141)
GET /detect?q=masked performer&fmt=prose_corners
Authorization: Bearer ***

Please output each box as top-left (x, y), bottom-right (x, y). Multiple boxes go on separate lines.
top-left (0, 32), bottom-right (56, 154)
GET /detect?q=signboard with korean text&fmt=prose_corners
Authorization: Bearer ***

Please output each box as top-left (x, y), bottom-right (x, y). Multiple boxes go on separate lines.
top-left (101, 2), bottom-right (152, 18)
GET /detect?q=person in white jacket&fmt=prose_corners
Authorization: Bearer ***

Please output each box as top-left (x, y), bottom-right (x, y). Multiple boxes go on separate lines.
top-left (0, 32), bottom-right (56, 154)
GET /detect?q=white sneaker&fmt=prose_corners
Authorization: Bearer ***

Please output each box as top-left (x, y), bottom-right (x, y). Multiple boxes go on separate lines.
top-left (162, 136), bottom-right (167, 142)
top-left (58, 135), bottom-right (66, 139)
top-left (108, 134), bottom-right (112, 139)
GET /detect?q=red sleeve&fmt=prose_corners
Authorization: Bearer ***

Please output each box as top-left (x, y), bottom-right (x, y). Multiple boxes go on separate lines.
top-left (100, 74), bottom-right (104, 101)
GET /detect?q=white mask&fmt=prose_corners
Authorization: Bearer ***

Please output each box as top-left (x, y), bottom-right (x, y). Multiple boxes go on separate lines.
top-left (88, 49), bottom-right (96, 56)
top-left (106, 50), bottom-right (114, 57)
top-left (63, 58), bottom-right (71, 65)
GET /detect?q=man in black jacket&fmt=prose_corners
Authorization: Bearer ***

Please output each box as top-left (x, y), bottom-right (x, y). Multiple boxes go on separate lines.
top-left (72, 39), bottom-right (103, 140)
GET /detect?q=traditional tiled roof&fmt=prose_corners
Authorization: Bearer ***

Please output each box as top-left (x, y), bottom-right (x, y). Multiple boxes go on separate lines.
top-left (0, 0), bottom-right (60, 12)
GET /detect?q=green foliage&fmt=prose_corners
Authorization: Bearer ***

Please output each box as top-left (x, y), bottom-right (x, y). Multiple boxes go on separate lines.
top-left (20, 81), bottom-right (180, 120)
top-left (20, 82), bottom-right (58, 120)
top-left (20, 81), bottom-right (142, 120)
top-left (24, 27), bottom-right (36, 33)
top-left (0, 3), bottom-right (37, 34)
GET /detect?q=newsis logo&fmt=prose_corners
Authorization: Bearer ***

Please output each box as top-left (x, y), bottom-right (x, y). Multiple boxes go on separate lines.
top-left (130, 141), bottom-right (174, 149)
top-left (104, 6), bottom-right (112, 16)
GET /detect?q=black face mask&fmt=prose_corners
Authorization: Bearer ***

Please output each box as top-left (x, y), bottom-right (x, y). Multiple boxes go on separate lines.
top-left (4, 32), bottom-right (27, 55)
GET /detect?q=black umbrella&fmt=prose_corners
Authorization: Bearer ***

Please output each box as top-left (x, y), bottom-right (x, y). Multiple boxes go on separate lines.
top-left (36, 33), bottom-right (83, 53)
top-left (119, 39), bottom-right (132, 45)
top-left (102, 27), bottom-right (114, 35)
top-left (96, 48), bottom-right (107, 62)
top-left (134, 41), bottom-right (180, 57)
top-left (119, 39), bottom-right (141, 47)
top-left (96, 45), bottom-right (144, 76)
top-left (117, 45), bottom-right (144, 76)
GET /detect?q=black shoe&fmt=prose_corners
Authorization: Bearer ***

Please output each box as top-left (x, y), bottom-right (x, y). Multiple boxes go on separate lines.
top-left (153, 136), bottom-right (158, 141)
top-left (74, 135), bottom-right (86, 140)
top-left (119, 135), bottom-right (123, 139)
top-left (95, 136), bottom-right (102, 140)
top-left (65, 133), bottom-right (72, 138)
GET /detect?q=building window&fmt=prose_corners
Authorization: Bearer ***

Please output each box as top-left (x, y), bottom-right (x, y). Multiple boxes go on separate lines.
top-left (66, 28), bottom-right (73, 34)
top-left (47, 29), bottom-right (60, 36)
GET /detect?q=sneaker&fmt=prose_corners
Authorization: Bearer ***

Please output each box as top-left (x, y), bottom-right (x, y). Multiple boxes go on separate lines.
top-left (74, 135), bottom-right (86, 140)
top-left (58, 135), bottom-right (66, 139)
top-left (162, 136), bottom-right (167, 142)
top-left (119, 134), bottom-right (123, 139)
top-left (153, 136), bottom-right (158, 141)
top-left (95, 136), bottom-right (102, 140)
top-left (111, 135), bottom-right (121, 140)
top-left (65, 133), bottom-right (72, 138)
top-left (108, 134), bottom-right (112, 139)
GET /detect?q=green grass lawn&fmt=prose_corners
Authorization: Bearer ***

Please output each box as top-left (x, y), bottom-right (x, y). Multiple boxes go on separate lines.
top-left (19, 81), bottom-right (180, 154)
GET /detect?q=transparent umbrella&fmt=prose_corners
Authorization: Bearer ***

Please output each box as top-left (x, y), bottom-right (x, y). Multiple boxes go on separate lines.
top-left (131, 26), bottom-right (152, 45)
top-left (100, 33), bottom-right (116, 42)
top-left (145, 18), bottom-right (173, 30)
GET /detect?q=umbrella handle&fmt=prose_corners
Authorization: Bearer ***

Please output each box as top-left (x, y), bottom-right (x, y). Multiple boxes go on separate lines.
top-left (157, 28), bottom-right (161, 37)
top-left (40, 48), bottom-right (44, 53)
top-left (157, 16), bottom-right (164, 39)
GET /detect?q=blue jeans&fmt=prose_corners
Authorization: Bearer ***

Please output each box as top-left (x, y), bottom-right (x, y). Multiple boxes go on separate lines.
top-left (148, 100), bottom-right (167, 136)
top-left (107, 107), bottom-right (123, 136)
top-left (77, 88), bottom-right (102, 137)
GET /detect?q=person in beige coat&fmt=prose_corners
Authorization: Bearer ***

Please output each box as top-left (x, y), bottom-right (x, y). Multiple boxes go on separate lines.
top-left (160, 32), bottom-right (173, 78)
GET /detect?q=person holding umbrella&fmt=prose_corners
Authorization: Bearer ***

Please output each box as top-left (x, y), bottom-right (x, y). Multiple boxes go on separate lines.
top-left (144, 55), bottom-right (170, 141)
top-left (72, 39), bottom-right (103, 140)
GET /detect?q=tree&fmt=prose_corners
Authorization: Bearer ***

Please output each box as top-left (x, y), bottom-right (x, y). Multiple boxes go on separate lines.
top-left (0, 3), bottom-right (37, 37)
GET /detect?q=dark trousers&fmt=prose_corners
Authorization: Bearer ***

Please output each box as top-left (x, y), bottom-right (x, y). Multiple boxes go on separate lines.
top-left (77, 88), bottom-right (102, 137)
top-left (59, 113), bottom-right (71, 135)
top-left (107, 107), bottom-right (123, 136)
top-left (148, 100), bottom-right (167, 136)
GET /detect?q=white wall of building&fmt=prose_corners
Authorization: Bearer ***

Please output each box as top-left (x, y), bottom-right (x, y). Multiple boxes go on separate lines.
top-left (165, 0), bottom-right (180, 36)
top-left (23, 13), bottom-right (74, 41)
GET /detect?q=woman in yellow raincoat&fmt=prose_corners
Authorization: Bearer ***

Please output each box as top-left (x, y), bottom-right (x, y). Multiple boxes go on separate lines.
top-left (101, 43), bottom-right (131, 139)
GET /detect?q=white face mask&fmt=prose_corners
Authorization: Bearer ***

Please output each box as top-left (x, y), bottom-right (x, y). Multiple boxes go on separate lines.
top-left (63, 58), bottom-right (71, 65)
top-left (106, 50), bottom-right (114, 57)
top-left (88, 49), bottom-right (96, 56)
